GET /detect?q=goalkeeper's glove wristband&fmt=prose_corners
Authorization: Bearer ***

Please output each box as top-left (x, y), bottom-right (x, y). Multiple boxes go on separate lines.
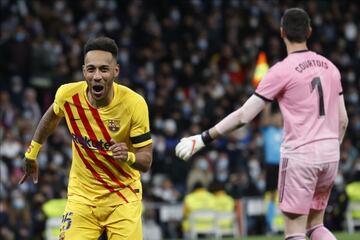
top-left (201, 130), bottom-right (214, 146)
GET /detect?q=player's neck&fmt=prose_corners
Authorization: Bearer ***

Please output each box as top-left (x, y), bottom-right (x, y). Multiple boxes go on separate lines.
top-left (285, 41), bottom-right (308, 55)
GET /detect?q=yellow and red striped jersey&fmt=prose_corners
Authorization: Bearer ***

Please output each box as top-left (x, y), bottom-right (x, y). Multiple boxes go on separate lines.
top-left (53, 81), bottom-right (152, 206)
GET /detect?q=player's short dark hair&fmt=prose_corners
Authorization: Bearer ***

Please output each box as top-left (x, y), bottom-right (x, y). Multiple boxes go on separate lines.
top-left (84, 36), bottom-right (118, 59)
top-left (192, 181), bottom-right (205, 191)
top-left (281, 8), bottom-right (311, 43)
top-left (209, 180), bottom-right (225, 193)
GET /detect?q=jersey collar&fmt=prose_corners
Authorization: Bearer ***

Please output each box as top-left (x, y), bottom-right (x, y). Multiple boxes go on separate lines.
top-left (290, 49), bottom-right (309, 54)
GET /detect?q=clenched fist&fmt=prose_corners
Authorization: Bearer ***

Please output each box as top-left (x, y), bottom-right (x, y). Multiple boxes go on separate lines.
top-left (109, 139), bottom-right (129, 162)
top-left (175, 134), bottom-right (205, 161)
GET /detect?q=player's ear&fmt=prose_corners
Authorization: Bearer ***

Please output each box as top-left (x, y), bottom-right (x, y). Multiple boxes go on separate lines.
top-left (114, 64), bottom-right (120, 77)
top-left (82, 64), bottom-right (86, 76)
top-left (280, 27), bottom-right (285, 39)
top-left (280, 17), bottom-right (285, 39)
top-left (307, 27), bottom-right (312, 39)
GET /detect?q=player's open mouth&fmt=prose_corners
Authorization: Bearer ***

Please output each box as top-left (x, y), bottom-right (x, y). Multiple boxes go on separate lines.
top-left (92, 85), bottom-right (104, 97)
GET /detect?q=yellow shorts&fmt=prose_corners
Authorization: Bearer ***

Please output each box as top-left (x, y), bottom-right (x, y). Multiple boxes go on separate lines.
top-left (59, 200), bottom-right (142, 240)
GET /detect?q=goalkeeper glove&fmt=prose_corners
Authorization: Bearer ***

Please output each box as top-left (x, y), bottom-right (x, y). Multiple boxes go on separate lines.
top-left (175, 134), bottom-right (205, 161)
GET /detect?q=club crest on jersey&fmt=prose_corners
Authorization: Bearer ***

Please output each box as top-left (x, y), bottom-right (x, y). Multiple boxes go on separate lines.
top-left (107, 120), bottom-right (120, 132)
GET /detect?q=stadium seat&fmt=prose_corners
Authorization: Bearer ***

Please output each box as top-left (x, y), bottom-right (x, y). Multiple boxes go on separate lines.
top-left (215, 211), bottom-right (239, 239)
top-left (188, 209), bottom-right (217, 239)
top-left (43, 198), bottom-right (67, 240)
top-left (45, 217), bottom-right (63, 240)
top-left (345, 181), bottom-right (360, 233)
top-left (272, 207), bottom-right (284, 233)
top-left (346, 201), bottom-right (360, 233)
top-left (242, 197), bottom-right (266, 236)
top-left (264, 191), bottom-right (284, 233)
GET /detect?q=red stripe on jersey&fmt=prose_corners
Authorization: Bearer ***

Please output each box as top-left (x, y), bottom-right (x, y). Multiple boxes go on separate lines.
top-left (72, 95), bottom-right (128, 188)
top-left (73, 143), bottom-right (127, 202)
top-left (86, 101), bottom-right (132, 179)
top-left (64, 101), bottom-right (128, 202)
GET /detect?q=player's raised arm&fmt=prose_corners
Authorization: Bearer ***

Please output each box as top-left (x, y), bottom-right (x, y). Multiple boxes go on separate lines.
top-left (19, 104), bottom-right (63, 184)
top-left (175, 94), bottom-right (266, 160)
top-left (339, 94), bottom-right (348, 143)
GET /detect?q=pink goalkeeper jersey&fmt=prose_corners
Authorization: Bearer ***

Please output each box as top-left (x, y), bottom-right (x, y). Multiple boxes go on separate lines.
top-left (255, 50), bottom-right (342, 150)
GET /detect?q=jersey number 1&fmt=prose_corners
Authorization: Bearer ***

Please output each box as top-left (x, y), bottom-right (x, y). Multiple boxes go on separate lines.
top-left (311, 77), bottom-right (325, 116)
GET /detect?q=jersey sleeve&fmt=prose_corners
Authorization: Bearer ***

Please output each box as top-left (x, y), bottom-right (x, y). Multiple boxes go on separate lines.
top-left (255, 66), bottom-right (284, 101)
top-left (335, 68), bottom-right (343, 95)
top-left (53, 85), bottom-right (66, 117)
top-left (130, 97), bottom-right (152, 148)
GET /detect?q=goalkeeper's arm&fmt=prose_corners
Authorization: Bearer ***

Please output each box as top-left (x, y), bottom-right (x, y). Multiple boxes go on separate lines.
top-left (176, 95), bottom-right (266, 160)
top-left (339, 94), bottom-right (348, 143)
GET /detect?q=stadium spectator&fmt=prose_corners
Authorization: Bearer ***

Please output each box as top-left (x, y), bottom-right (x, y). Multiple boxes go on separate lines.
top-left (260, 103), bottom-right (283, 233)
top-left (182, 182), bottom-right (215, 239)
top-left (0, 198), bottom-right (15, 240)
top-left (325, 172), bottom-right (348, 231)
top-left (227, 169), bottom-right (262, 199)
top-left (210, 180), bottom-right (236, 234)
top-left (22, 88), bottom-right (42, 127)
top-left (0, 0), bottom-right (358, 238)
top-left (152, 177), bottom-right (181, 203)
top-left (186, 156), bottom-right (214, 192)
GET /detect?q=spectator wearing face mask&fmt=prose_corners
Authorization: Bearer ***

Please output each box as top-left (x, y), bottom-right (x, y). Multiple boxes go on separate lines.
top-left (214, 152), bottom-right (230, 183)
top-left (9, 190), bottom-right (31, 239)
top-left (186, 156), bottom-right (214, 192)
top-left (0, 0), bottom-right (359, 238)
top-left (0, 198), bottom-right (15, 240)
top-left (22, 88), bottom-right (41, 127)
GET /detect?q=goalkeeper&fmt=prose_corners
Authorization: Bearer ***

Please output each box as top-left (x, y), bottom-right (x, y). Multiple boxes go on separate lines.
top-left (176, 8), bottom-right (348, 240)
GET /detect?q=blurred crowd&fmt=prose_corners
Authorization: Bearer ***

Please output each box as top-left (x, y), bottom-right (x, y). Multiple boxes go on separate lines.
top-left (1, 0), bottom-right (360, 239)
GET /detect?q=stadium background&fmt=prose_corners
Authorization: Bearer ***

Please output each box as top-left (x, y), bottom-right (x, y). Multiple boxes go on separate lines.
top-left (1, 0), bottom-right (360, 239)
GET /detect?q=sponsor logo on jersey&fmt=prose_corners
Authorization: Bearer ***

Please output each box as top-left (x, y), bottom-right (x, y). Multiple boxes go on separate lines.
top-left (71, 134), bottom-right (110, 150)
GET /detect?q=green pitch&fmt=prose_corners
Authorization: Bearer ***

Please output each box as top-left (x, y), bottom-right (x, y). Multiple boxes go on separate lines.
top-left (244, 232), bottom-right (360, 240)
top-left (167, 231), bottom-right (360, 240)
